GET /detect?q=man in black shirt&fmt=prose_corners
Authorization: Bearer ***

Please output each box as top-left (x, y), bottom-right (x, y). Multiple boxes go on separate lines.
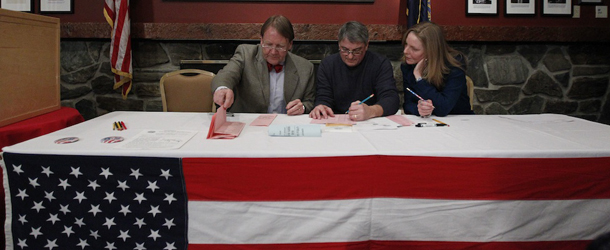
top-left (309, 21), bottom-right (399, 121)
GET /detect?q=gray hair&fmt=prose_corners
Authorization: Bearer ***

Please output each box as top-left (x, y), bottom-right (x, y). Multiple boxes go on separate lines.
top-left (261, 15), bottom-right (295, 42)
top-left (338, 21), bottom-right (369, 44)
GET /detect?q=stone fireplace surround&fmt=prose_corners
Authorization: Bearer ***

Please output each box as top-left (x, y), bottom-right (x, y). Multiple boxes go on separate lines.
top-left (59, 23), bottom-right (610, 124)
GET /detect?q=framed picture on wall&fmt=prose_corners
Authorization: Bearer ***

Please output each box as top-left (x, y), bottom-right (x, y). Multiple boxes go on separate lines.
top-left (542, 0), bottom-right (572, 16)
top-left (163, 0), bottom-right (375, 1)
top-left (39, 0), bottom-right (74, 14)
top-left (0, 0), bottom-right (34, 12)
top-left (466, 0), bottom-right (499, 15)
top-left (505, 0), bottom-right (535, 15)
top-left (578, 0), bottom-right (602, 4)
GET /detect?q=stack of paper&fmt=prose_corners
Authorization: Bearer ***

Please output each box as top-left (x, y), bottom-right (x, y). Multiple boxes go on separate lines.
top-left (206, 107), bottom-right (246, 139)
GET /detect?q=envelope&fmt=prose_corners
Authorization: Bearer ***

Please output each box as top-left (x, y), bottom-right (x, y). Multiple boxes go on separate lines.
top-left (206, 107), bottom-right (245, 139)
top-left (310, 114), bottom-right (356, 125)
top-left (386, 115), bottom-right (415, 126)
top-left (250, 114), bottom-right (277, 126)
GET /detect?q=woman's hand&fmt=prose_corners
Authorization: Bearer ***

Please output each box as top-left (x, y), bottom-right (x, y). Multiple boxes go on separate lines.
top-left (413, 58), bottom-right (427, 80)
top-left (417, 99), bottom-right (434, 117)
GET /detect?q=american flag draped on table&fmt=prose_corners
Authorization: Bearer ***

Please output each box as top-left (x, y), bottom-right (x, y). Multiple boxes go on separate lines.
top-left (3, 153), bottom-right (187, 250)
top-left (407, 0), bottom-right (431, 28)
top-left (4, 153), bottom-right (609, 249)
top-left (104, 0), bottom-right (133, 99)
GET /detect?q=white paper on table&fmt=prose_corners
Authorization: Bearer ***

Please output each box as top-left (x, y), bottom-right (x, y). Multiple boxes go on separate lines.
top-left (116, 130), bottom-right (198, 149)
top-left (268, 124), bottom-right (322, 137)
top-left (355, 117), bottom-right (401, 131)
top-left (323, 124), bottom-right (354, 133)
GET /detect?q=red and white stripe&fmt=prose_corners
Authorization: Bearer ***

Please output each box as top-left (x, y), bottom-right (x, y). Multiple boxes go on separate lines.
top-left (104, 0), bottom-right (132, 99)
top-left (182, 156), bottom-right (610, 249)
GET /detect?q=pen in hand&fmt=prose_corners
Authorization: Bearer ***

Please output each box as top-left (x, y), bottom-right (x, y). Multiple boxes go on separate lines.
top-left (346, 94), bottom-right (374, 114)
top-left (406, 88), bottom-right (423, 101)
top-left (407, 87), bottom-right (435, 118)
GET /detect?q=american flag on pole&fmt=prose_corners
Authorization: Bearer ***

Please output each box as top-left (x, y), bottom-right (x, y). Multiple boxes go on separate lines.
top-left (407, 0), bottom-right (431, 28)
top-left (104, 0), bottom-right (133, 99)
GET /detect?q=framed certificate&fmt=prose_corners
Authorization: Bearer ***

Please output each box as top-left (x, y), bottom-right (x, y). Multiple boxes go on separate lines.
top-left (466, 0), bottom-right (499, 16)
top-left (40, 0), bottom-right (74, 14)
top-left (578, 0), bottom-right (602, 4)
top-left (505, 0), bottom-right (536, 16)
top-left (542, 0), bottom-right (572, 16)
top-left (0, 0), bottom-right (34, 12)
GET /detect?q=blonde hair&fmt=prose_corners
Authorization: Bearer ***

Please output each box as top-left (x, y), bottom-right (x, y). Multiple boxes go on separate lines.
top-left (403, 22), bottom-right (466, 89)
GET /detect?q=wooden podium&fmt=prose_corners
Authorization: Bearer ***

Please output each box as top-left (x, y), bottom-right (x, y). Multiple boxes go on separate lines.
top-left (0, 9), bottom-right (61, 127)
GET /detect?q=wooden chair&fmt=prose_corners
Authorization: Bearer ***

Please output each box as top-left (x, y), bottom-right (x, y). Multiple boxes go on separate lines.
top-left (466, 76), bottom-right (475, 110)
top-left (160, 69), bottom-right (216, 112)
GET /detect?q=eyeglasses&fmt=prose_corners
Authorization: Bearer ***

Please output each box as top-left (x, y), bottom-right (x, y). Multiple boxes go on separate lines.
top-left (261, 44), bottom-right (287, 52)
top-left (339, 47), bottom-right (364, 56)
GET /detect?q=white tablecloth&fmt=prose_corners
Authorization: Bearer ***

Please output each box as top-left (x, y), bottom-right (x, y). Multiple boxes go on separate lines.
top-left (4, 112), bottom-right (610, 158)
top-left (3, 112), bottom-right (610, 250)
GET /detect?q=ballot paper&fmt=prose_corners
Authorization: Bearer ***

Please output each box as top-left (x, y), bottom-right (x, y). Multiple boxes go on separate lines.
top-left (310, 114), bottom-right (356, 125)
top-left (268, 124), bottom-right (322, 137)
top-left (207, 107), bottom-right (246, 139)
top-left (386, 115), bottom-right (415, 126)
top-left (250, 114), bottom-right (277, 126)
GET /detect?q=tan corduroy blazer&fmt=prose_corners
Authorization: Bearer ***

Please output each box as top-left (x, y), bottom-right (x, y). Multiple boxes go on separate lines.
top-left (211, 44), bottom-right (315, 113)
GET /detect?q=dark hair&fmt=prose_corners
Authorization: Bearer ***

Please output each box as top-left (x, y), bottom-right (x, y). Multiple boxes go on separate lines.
top-left (588, 232), bottom-right (610, 250)
top-left (338, 21), bottom-right (369, 44)
top-left (260, 15), bottom-right (295, 42)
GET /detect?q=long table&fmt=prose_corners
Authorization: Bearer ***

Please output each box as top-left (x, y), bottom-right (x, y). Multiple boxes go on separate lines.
top-left (3, 112), bottom-right (610, 250)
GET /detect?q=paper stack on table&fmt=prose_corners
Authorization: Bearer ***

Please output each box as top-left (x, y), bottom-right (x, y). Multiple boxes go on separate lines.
top-left (206, 107), bottom-right (246, 139)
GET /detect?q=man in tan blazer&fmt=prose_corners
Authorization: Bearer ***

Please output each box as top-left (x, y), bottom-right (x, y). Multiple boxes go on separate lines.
top-left (211, 15), bottom-right (315, 115)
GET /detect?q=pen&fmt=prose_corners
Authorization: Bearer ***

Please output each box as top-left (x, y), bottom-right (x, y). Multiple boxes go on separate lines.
top-left (406, 88), bottom-right (424, 101)
top-left (432, 119), bottom-right (449, 127)
top-left (416, 122), bottom-right (446, 127)
top-left (120, 121), bottom-right (127, 130)
top-left (346, 94), bottom-right (375, 114)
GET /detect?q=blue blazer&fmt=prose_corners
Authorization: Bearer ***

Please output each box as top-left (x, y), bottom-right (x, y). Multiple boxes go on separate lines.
top-left (401, 60), bottom-right (473, 116)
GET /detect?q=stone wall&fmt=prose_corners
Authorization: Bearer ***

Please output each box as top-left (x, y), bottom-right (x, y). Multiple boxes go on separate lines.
top-left (60, 40), bottom-right (610, 124)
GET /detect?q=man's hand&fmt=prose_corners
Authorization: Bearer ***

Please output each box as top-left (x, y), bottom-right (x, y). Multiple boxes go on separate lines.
top-left (286, 99), bottom-right (305, 116)
top-left (213, 88), bottom-right (234, 109)
top-left (309, 104), bottom-right (335, 119)
top-left (348, 102), bottom-right (383, 121)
